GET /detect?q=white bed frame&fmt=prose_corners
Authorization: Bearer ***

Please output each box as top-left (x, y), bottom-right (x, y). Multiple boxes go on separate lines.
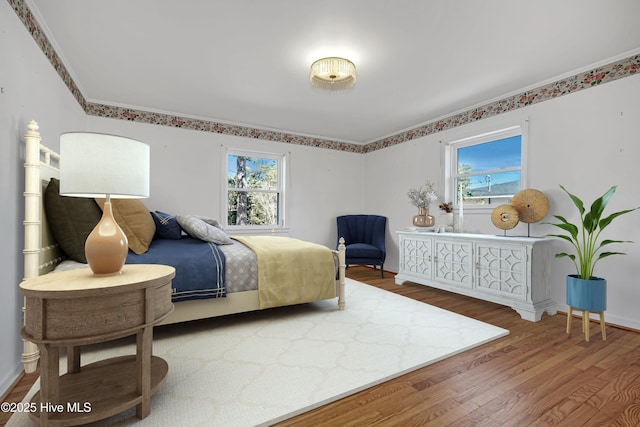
top-left (21, 120), bottom-right (346, 373)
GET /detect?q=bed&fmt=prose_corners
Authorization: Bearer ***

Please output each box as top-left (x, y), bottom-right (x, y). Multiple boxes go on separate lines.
top-left (20, 120), bottom-right (346, 374)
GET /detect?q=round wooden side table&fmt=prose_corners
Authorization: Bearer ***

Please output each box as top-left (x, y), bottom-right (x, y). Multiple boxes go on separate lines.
top-left (20, 264), bottom-right (175, 426)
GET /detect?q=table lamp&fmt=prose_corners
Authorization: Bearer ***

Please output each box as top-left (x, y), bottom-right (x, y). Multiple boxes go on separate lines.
top-left (60, 132), bottom-right (150, 275)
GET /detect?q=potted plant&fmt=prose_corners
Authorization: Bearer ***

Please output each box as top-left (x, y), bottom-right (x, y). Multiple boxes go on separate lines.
top-left (408, 181), bottom-right (438, 227)
top-left (545, 185), bottom-right (639, 312)
top-left (439, 201), bottom-right (454, 228)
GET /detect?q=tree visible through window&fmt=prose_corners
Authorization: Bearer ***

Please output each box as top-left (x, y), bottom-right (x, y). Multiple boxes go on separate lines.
top-left (226, 151), bottom-right (284, 227)
top-left (447, 124), bottom-right (526, 207)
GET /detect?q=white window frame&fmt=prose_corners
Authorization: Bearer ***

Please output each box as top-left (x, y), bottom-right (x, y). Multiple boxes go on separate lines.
top-left (444, 120), bottom-right (528, 213)
top-left (221, 146), bottom-right (288, 233)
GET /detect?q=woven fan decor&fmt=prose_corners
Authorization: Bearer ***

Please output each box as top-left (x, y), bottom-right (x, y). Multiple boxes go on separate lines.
top-left (511, 189), bottom-right (549, 223)
top-left (491, 205), bottom-right (520, 230)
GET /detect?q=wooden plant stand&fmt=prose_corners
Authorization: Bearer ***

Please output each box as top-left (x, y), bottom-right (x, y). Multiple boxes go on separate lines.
top-left (566, 307), bottom-right (606, 342)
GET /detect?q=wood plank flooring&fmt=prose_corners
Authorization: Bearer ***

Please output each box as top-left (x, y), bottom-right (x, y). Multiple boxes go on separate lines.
top-left (3, 266), bottom-right (640, 426)
top-left (0, 370), bottom-right (39, 426)
top-left (277, 267), bottom-right (640, 427)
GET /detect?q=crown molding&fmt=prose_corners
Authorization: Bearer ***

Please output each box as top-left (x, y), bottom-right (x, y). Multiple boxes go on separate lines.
top-left (10, 0), bottom-right (640, 154)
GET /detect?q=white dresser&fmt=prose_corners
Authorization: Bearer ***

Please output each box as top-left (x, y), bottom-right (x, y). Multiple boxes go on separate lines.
top-left (395, 231), bottom-right (557, 321)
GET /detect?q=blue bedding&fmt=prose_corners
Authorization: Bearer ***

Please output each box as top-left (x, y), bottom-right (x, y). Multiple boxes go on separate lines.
top-left (126, 237), bottom-right (226, 302)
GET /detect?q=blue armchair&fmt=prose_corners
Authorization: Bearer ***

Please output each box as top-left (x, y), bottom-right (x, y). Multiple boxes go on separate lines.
top-left (337, 215), bottom-right (387, 277)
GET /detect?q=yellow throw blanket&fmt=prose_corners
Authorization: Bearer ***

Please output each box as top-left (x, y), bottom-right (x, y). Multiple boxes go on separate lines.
top-left (232, 236), bottom-right (336, 309)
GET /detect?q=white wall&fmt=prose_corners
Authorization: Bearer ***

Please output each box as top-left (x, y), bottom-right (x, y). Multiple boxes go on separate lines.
top-left (84, 117), bottom-right (365, 250)
top-left (365, 73), bottom-right (640, 329)
top-left (0, 0), bottom-right (86, 394)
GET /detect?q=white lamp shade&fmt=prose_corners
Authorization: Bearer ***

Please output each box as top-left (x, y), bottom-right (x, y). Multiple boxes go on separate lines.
top-left (60, 132), bottom-right (150, 198)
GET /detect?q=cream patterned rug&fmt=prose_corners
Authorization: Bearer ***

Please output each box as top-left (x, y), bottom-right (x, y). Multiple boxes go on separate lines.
top-left (9, 279), bottom-right (508, 426)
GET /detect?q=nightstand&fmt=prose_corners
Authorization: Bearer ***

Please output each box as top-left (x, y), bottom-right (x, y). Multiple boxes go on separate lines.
top-left (20, 264), bottom-right (175, 426)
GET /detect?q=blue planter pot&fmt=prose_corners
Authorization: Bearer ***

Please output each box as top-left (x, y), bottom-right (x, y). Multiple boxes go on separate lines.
top-left (566, 275), bottom-right (607, 312)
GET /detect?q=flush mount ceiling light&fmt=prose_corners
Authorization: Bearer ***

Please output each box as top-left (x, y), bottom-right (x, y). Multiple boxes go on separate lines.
top-left (310, 57), bottom-right (356, 90)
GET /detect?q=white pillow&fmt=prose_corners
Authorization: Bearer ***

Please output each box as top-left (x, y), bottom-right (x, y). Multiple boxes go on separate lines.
top-left (176, 215), bottom-right (233, 245)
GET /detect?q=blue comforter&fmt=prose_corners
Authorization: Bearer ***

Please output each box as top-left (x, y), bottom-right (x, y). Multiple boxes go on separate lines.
top-left (126, 237), bottom-right (226, 302)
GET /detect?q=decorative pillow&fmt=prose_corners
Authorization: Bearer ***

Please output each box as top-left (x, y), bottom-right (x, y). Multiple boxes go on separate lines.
top-left (176, 215), bottom-right (233, 245)
top-left (44, 178), bottom-right (103, 263)
top-left (196, 215), bottom-right (224, 230)
top-left (151, 211), bottom-right (183, 240)
top-left (95, 198), bottom-right (156, 254)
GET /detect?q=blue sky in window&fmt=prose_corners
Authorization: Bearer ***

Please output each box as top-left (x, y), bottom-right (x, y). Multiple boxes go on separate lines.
top-left (458, 136), bottom-right (521, 187)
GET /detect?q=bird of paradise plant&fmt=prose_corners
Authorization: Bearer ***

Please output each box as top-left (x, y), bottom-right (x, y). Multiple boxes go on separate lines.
top-left (544, 185), bottom-right (639, 280)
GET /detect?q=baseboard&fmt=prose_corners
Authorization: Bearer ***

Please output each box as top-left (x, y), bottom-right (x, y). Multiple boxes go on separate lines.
top-left (557, 309), bottom-right (640, 334)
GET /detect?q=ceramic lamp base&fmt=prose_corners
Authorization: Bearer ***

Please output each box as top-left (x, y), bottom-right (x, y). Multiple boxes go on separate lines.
top-left (85, 201), bottom-right (128, 275)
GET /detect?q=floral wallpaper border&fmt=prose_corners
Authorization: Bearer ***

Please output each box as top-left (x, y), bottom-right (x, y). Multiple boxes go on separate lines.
top-left (9, 0), bottom-right (640, 154)
top-left (364, 55), bottom-right (639, 153)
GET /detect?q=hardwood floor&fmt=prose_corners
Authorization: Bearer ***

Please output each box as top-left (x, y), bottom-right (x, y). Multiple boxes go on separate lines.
top-left (0, 370), bottom-right (39, 426)
top-left (3, 266), bottom-right (640, 426)
top-left (277, 267), bottom-right (640, 427)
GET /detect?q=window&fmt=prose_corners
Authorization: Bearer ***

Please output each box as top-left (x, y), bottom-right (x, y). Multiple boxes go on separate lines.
top-left (223, 148), bottom-right (287, 229)
top-left (446, 123), bottom-right (527, 208)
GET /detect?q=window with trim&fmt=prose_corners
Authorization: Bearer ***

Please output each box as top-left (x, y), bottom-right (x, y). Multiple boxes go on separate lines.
top-left (223, 148), bottom-right (287, 229)
top-left (446, 124), bottom-right (527, 208)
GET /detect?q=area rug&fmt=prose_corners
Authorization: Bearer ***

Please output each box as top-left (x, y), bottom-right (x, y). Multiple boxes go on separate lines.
top-left (8, 279), bottom-right (508, 427)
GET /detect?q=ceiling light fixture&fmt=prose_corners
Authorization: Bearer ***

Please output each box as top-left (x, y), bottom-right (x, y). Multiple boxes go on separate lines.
top-left (310, 57), bottom-right (356, 90)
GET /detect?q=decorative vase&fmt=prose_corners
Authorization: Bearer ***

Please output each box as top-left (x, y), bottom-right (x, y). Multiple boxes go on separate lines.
top-left (413, 207), bottom-right (435, 227)
top-left (85, 201), bottom-right (128, 275)
top-left (566, 275), bottom-right (606, 312)
top-left (445, 212), bottom-right (454, 227)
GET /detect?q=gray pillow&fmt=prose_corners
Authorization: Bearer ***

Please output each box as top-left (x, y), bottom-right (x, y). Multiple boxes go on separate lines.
top-left (176, 215), bottom-right (233, 245)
